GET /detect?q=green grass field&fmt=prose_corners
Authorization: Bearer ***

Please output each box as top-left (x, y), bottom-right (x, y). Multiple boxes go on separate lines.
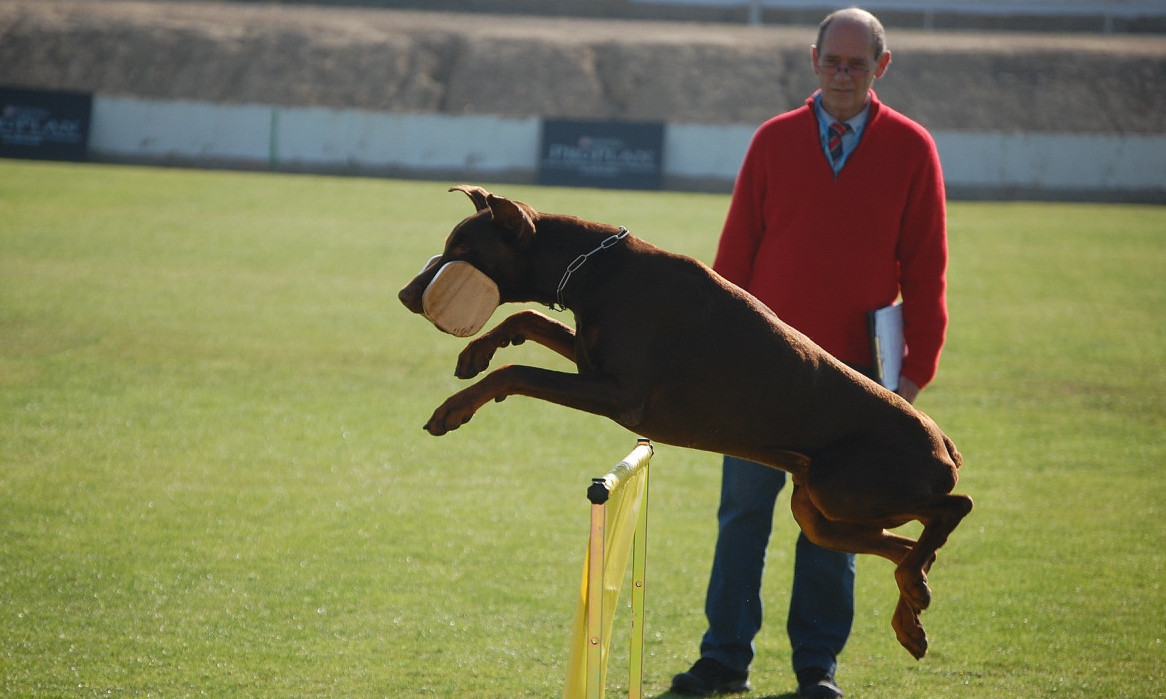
top-left (1, 160), bottom-right (1163, 698)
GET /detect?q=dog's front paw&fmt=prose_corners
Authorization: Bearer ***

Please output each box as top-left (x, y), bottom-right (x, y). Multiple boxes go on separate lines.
top-left (455, 333), bottom-right (525, 379)
top-left (454, 344), bottom-right (492, 380)
top-left (424, 413), bottom-right (468, 436)
top-left (424, 395), bottom-right (477, 435)
top-left (455, 336), bottom-right (502, 379)
top-left (424, 409), bottom-right (470, 436)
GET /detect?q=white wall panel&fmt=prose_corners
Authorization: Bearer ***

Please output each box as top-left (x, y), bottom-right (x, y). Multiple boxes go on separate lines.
top-left (87, 96), bottom-right (1166, 198)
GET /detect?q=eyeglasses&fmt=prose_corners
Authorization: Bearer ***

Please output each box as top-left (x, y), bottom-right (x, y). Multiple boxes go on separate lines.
top-left (817, 59), bottom-right (872, 77)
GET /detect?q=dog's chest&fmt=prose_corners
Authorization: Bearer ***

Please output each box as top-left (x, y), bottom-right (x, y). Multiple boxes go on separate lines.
top-left (573, 322), bottom-right (605, 373)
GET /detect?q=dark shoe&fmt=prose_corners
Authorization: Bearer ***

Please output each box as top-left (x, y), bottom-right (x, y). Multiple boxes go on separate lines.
top-left (670, 657), bottom-right (751, 696)
top-left (796, 667), bottom-right (843, 699)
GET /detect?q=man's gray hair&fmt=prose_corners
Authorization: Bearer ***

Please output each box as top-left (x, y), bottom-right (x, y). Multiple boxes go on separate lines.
top-left (816, 7), bottom-right (888, 58)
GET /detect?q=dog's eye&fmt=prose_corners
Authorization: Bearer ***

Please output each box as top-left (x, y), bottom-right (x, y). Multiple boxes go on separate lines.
top-left (451, 244), bottom-right (471, 257)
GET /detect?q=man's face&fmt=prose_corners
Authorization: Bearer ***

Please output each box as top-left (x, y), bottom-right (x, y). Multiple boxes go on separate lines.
top-left (812, 19), bottom-right (891, 122)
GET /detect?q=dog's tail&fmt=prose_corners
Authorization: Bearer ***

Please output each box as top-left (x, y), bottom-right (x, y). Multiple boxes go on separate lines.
top-left (943, 434), bottom-right (963, 470)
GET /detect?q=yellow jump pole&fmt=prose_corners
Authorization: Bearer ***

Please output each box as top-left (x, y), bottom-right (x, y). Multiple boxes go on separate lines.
top-left (628, 451), bottom-right (650, 699)
top-left (568, 438), bottom-right (653, 699)
top-left (585, 494), bottom-right (607, 699)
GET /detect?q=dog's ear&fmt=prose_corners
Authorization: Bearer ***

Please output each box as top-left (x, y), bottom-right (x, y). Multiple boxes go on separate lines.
top-left (449, 185), bottom-right (491, 212)
top-left (485, 194), bottom-right (536, 248)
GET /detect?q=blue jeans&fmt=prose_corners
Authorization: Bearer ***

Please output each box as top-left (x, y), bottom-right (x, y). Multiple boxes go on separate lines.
top-left (699, 455), bottom-right (856, 675)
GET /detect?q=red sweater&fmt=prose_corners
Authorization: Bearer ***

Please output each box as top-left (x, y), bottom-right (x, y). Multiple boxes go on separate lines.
top-left (713, 92), bottom-right (948, 388)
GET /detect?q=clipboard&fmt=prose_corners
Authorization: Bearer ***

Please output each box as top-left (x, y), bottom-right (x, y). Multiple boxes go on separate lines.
top-left (867, 302), bottom-right (904, 391)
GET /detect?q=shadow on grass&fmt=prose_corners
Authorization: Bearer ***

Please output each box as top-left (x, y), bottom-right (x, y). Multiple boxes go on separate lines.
top-left (650, 693), bottom-right (799, 699)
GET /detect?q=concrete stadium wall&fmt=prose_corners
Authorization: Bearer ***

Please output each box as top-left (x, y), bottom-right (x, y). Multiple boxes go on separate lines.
top-left (90, 95), bottom-right (1166, 201)
top-left (6, 2), bottom-right (1164, 200)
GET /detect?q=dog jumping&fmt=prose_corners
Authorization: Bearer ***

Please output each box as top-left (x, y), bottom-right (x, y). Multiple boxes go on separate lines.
top-left (398, 186), bottom-right (972, 659)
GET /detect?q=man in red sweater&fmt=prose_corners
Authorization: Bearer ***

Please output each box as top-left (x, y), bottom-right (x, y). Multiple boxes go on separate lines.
top-left (671, 8), bottom-right (948, 699)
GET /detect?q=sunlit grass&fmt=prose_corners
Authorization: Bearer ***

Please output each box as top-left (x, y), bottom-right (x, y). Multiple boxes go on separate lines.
top-left (1, 160), bottom-right (1163, 697)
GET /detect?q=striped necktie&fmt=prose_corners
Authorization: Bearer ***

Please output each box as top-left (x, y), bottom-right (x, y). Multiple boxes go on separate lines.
top-left (828, 121), bottom-right (851, 164)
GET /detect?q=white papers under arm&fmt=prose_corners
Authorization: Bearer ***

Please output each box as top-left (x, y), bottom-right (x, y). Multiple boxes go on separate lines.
top-left (867, 302), bottom-right (904, 391)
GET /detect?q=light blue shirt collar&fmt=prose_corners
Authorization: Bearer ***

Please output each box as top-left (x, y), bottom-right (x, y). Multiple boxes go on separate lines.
top-left (814, 93), bottom-right (870, 172)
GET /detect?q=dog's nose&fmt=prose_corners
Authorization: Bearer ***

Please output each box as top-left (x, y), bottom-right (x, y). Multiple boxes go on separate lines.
top-left (400, 254), bottom-right (443, 314)
top-left (398, 283), bottom-right (422, 313)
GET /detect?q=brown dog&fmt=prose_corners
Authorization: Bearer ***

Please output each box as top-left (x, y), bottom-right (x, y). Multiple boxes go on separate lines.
top-left (398, 185), bottom-right (972, 659)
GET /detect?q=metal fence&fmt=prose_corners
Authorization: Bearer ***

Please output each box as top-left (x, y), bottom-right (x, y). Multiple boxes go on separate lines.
top-left (630, 0), bottom-right (1166, 31)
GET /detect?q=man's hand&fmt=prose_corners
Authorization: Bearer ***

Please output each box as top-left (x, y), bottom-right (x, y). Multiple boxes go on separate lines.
top-left (896, 376), bottom-right (921, 404)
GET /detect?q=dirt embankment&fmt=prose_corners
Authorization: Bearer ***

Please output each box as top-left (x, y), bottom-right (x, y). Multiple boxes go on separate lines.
top-left (2, 0), bottom-right (1165, 134)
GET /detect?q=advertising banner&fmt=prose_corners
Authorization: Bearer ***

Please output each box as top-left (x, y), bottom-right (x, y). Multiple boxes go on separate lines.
top-left (539, 119), bottom-right (665, 190)
top-left (1, 87), bottom-right (93, 161)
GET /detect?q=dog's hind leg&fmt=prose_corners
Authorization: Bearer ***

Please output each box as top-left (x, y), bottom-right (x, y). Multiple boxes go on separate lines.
top-left (888, 493), bottom-right (974, 659)
top-left (455, 310), bottom-right (575, 379)
top-left (791, 486), bottom-right (972, 659)
top-left (789, 485), bottom-right (915, 563)
top-left (891, 594), bottom-right (928, 659)
top-left (893, 493), bottom-right (974, 612)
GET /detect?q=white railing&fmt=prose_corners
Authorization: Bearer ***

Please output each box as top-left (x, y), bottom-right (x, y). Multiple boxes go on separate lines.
top-left (630, 0), bottom-right (1166, 31)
